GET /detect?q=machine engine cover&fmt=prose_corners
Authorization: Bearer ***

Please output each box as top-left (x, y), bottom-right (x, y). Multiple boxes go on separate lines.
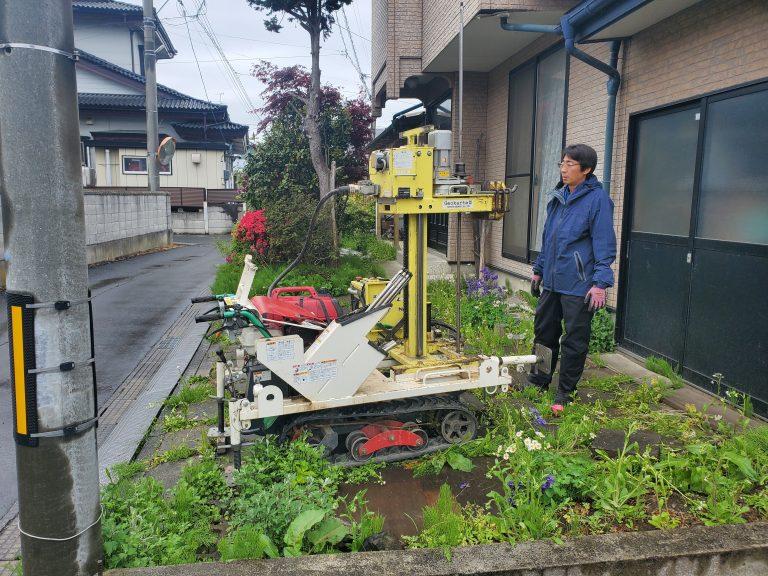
top-left (251, 286), bottom-right (342, 326)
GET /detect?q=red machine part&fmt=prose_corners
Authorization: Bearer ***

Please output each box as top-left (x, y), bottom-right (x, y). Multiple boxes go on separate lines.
top-left (250, 286), bottom-right (341, 327)
top-left (348, 420), bottom-right (428, 461)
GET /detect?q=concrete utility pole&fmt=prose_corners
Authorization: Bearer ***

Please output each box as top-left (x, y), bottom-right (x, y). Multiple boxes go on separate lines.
top-left (0, 2), bottom-right (103, 575)
top-left (143, 0), bottom-right (160, 193)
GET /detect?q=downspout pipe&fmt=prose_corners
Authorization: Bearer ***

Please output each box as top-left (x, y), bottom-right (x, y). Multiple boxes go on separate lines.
top-left (561, 14), bottom-right (621, 194)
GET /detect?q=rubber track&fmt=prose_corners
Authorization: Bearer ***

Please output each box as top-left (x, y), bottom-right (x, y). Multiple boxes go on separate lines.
top-left (277, 393), bottom-right (476, 465)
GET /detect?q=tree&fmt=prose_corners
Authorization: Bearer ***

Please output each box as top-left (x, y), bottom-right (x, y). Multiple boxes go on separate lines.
top-left (240, 63), bottom-right (372, 265)
top-left (246, 0), bottom-right (354, 204)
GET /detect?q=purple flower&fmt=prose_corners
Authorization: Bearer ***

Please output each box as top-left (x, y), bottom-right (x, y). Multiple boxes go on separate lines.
top-left (533, 415), bottom-right (548, 427)
top-left (529, 407), bottom-right (542, 418)
top-left (459, 481), bottom-right (470, 490)
top-left (540, 475), bottom-right (556, 492)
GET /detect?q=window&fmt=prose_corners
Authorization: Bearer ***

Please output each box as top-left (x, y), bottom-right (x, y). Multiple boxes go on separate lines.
top-left (502, 48), bottom-right (568, 262)
top-left (121, 155), bottom-right (172, 175)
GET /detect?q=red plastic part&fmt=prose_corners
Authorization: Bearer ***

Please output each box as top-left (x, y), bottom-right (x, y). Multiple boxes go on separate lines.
top-left (249, 285), bottom-right (341, 327)
top-left (357, 430), bottom-right (425, 456)
top-left (355, 421), bottom-right (425, 456)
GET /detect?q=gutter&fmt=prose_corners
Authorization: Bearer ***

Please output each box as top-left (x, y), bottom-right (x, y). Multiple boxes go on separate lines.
top-left (499, 0), bottom-right (627, 195)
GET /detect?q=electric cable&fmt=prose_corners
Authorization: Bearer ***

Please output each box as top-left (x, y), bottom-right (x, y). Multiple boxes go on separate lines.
top-left (268, 186), bottom-right (351, 296)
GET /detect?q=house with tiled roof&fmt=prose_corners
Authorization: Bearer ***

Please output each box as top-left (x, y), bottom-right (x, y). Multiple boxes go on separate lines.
top-left (74, 0), bottom-right (247, 188)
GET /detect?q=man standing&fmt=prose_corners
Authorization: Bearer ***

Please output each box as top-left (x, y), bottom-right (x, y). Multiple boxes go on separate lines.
top-left (528, 144), bottom-right (616, 408)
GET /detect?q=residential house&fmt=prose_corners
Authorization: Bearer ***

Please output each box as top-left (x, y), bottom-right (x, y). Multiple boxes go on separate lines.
top-left (73, 0), bottom-right (248, 189)
top-left (371, 0), bottom-right (768, 416)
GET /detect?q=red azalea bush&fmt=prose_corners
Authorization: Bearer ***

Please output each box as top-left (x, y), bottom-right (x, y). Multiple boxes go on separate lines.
top-left (229, 209), bottom-right (269, 264)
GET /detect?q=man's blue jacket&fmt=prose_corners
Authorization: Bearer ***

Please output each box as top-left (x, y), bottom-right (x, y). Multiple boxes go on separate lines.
top-left (532, 174), bottom-right (616, 297)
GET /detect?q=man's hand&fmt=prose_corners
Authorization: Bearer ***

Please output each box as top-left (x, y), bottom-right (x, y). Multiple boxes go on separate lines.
top-left (584, 286), bottom-right (606, 311)
top-left (531, 274), bottom-right (542, 297)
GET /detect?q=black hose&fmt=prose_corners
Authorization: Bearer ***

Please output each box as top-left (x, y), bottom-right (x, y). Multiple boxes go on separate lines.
top-left (268, 186), bottom-right (351, 296)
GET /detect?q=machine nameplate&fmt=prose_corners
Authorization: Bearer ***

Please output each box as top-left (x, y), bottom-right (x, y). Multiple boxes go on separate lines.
top-left (393, 150), bottom-right (414, 173)
top-left (294, 359), bottom-right (338, 386)
top-left (442, 199), bottom-right (473, 210)
top-left (264, 339), bottom-right (295, 362)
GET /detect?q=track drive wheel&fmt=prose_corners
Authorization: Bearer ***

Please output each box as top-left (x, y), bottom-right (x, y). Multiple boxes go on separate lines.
top-left (349, 436), bottom-right (373, 462)
top-left (402, 422), bottom-right (429, 452)
top-left (440, 410), bottom-right (477, 444)
top-left (345, 430), bottom-right (366, 451)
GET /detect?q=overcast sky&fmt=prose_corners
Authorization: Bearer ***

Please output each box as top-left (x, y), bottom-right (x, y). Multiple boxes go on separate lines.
top-left (122, 0), bottom-right (416, 136)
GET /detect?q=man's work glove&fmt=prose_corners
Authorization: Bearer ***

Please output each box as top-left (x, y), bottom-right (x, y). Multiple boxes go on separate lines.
top-left (531, 274), bottom-right (542, 297)
top-left (584, 286), bottom-right (606, 311)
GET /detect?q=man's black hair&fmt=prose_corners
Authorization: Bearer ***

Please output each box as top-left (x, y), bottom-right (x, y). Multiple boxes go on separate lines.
top-left (562, 144), bottom-right (598, 175)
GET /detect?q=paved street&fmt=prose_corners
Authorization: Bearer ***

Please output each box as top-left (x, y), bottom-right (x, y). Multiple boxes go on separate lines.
top-left (0, 235), bottom-right (225, 520)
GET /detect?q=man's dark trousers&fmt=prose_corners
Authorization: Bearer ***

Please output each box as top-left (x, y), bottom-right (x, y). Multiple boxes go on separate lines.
top-left (528, 289), bottom-right (593, 402)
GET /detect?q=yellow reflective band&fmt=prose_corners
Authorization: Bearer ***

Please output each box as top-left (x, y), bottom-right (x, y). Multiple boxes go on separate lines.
top-left (11, 306), bottom-right (27, 435)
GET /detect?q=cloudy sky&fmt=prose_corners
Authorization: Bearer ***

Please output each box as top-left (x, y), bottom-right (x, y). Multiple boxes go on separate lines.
top-left (122, 0), bottom-right (416, 136)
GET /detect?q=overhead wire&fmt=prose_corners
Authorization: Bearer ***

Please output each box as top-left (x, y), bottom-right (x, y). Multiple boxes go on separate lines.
top-left (339, 6), bottom-right (370, 99)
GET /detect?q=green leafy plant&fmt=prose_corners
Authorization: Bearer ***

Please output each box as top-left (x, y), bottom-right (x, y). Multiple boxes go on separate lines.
top-left (148, 445), bottom-right (198, 467)
top-left (589, 308), bottom-right (616, 353)
top-left (645, 356), bottom-right (685, 389)
top-left (403, 484), bottom-right (502, 560)
top-left (162, 406), bottom-right (199, 433)
top-left (218, 526), bottom-right (279, 561)
top-left (165, 378), bottom-right (211, 410)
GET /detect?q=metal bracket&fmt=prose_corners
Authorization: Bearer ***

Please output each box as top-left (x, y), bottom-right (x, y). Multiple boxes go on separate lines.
top-left (28, 358), bottom-right (95, 375)
top-left (30, 416), bottom-right (98, 439)
top-left (0, 43), bottom-right (79, 61)
top-left (25, 296), bottom-right (93, 310)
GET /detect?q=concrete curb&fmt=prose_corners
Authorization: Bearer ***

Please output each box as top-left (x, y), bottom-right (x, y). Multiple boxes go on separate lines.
top-left (105, 522), bottom-right (768, 576)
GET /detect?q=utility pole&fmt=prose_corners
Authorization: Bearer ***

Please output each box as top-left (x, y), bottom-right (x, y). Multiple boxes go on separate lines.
top-left (0, 2), bottom-right (103, 575)
top-left (143, 0), bottom-right (160, 193)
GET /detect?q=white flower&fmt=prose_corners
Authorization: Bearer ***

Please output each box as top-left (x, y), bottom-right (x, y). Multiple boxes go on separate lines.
top-left (503, 452), bottom-right (510, 460)
top-left (589, 432), bottom-right (596, 440)
top-left (515, 430), bottom-right (524, 438)
top-left (506, 444), bottom-right (517, 454)
top-left (713, 414), bottom-right (723, 421)
top-left (545, 443), bottom-right (551, 449)
top-left (582, 415), bottom-right (590, 422)
top-left (535, 430), bottom-right (545, 438)
top-left (524, 437), bottom-right (542, 451)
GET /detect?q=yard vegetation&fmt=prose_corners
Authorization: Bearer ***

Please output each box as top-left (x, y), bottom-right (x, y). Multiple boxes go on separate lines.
top-left (101, 269), bottom-right (767, 569)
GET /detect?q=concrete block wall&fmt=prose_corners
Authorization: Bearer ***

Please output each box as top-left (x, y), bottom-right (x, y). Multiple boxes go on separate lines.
top-left (171, 205), bottom-right (243, 235)
top-left (83, 190), bottom-right (172, 264)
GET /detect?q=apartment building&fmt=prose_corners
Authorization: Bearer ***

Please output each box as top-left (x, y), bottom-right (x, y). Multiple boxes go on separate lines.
top-left (371, 0), bottom-right (768, 416)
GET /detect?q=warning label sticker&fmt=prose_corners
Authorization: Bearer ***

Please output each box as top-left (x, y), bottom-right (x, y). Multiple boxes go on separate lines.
top-left (442, 199), bottom-right (473, 210)
top-left (293, 360), bottom-right (338, 386)
top-left (264, 339), bottom-right (295, 362)
top-left (393, 150), bottom-right (414, 172)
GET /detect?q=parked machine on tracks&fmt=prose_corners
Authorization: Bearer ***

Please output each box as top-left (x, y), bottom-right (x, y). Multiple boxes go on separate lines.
top-left (193, 125), bottom-right (552, 466)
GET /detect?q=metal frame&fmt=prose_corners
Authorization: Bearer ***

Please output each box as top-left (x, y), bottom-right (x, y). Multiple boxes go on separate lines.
top-left (618, 80), bottom-right (768, 416)
top-left (501, 43), bottom-right (569, 264)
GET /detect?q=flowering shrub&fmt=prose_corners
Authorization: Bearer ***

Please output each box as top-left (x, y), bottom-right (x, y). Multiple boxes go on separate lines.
top-left (228, 210), bottom-right (269, 264)
top-left (465, 267), bottom-right (506, 299)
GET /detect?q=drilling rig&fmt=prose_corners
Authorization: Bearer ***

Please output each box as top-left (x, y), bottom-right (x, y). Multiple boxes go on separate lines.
top-left (194, 125), bottom-right (551, 466)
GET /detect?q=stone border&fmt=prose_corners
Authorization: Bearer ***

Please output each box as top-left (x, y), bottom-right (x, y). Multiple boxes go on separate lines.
top-left (106, 522), bottom-right (768, 576)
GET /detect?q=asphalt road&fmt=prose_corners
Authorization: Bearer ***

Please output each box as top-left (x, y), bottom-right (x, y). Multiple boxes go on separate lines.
top-left (0, 235), bottom-right (225, 519)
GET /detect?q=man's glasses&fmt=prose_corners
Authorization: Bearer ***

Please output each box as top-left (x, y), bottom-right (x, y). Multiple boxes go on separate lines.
top-left (557, 161), bottom-right (580, 168)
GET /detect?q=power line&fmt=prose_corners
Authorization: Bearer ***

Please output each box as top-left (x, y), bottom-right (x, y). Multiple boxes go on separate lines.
top-left (335, 22), bottom-right (370, 43)
top-left (191, 0), bottom-right (257, 116)
top-left (339, 6), bottom-right (370, 98)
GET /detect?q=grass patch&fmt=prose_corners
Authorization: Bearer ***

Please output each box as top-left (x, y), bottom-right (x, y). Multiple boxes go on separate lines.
top-left (341, 234), bottom-right (396, 261)
top-left (162, 407), bottom-right (200, 433)
top-left (166, 377), bottom-right (211, 410)
top-left (211, 254), bottom-right (385, 298)
top-left (645, 356), bottom-right (685, 389)
top-left (148, 445), bottom-right (198, 468)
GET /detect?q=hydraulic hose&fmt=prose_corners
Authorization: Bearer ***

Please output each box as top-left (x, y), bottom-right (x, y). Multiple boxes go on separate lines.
top-left (268, 185), bottom-right (351, 296)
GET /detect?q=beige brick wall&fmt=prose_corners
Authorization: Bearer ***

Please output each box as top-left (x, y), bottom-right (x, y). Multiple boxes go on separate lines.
top-left (371, 0), bottom-right (388, 108)
top-left (422, 1), bottom-right (575, 70)
top-left (481, 0), bottom-right (768, 308)
top-left (606, 0), bottom-right (768, 307)
top-left (446, 71), bottom-right (488, 263)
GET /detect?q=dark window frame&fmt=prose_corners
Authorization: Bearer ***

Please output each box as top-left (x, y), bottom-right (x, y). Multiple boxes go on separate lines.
top-left (501, 43), bottom-right (569, 264)
top-left (121, 154), bottom-right (172, 175)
